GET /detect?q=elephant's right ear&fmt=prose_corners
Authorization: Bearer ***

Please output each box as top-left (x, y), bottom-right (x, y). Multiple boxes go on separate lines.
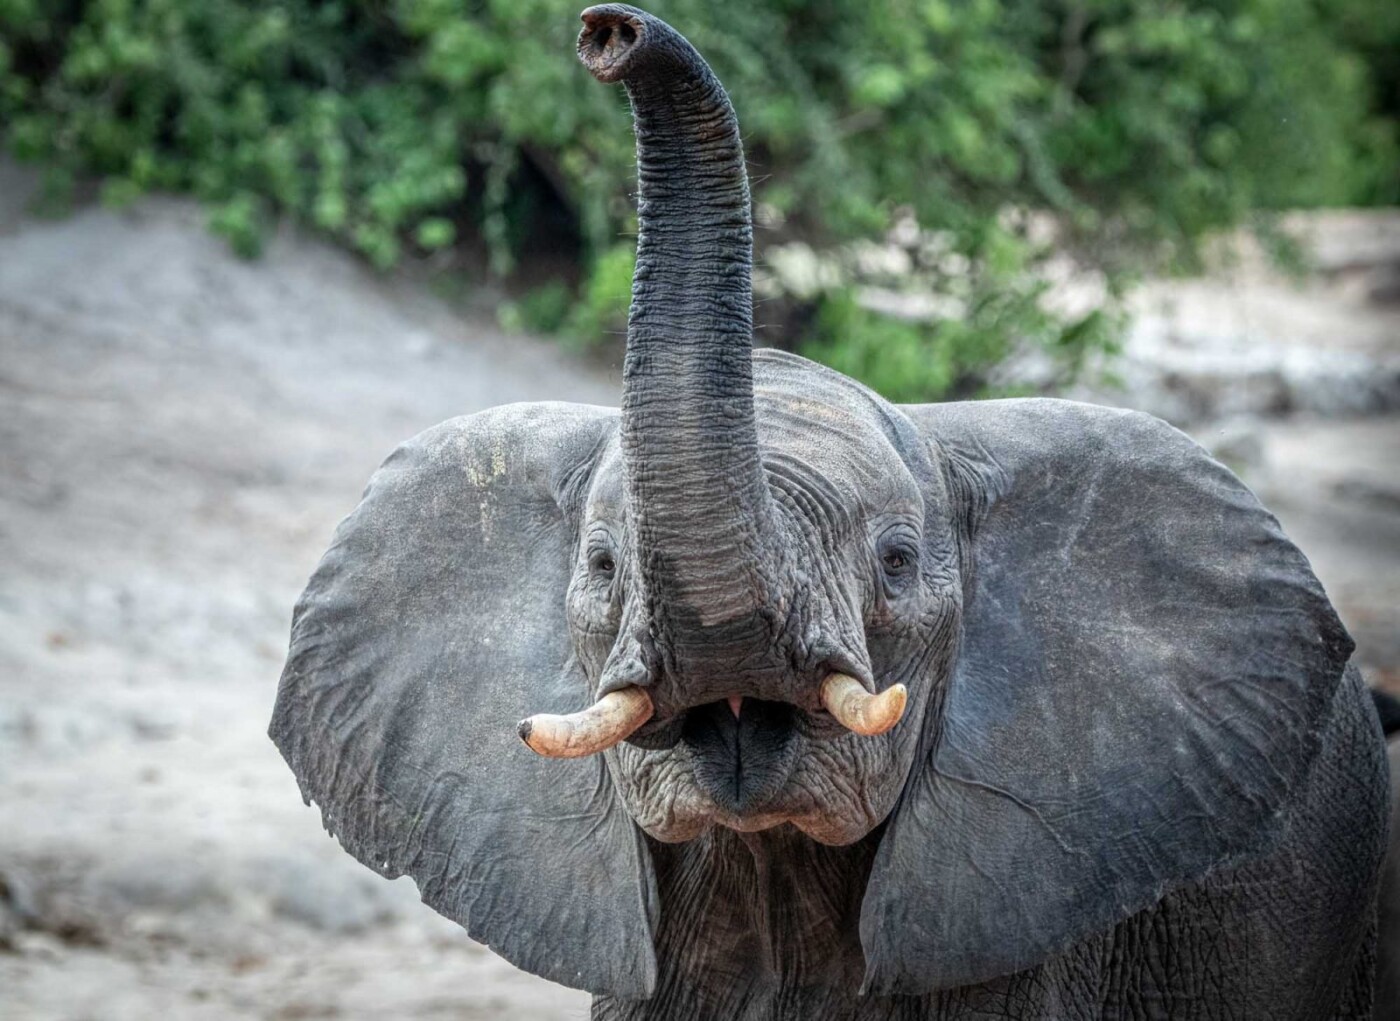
top-left (270, 403), bottom-right (658, 996)
top-left (862, 398), bottom-right (1353, 993)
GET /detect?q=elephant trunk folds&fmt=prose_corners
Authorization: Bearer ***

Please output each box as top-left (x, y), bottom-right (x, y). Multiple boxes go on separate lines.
top-left (579, 5), bottom-right (777, 646)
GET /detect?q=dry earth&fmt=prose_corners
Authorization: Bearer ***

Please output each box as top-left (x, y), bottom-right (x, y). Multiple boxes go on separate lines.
top-left (0, 171), bottom-right (604, 1019)
top-left (0, 166), bottom-right (1396, 1019)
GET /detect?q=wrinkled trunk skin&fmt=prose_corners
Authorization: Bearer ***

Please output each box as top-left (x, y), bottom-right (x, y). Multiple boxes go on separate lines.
top-left (580, 6), bottom-right (778, 695)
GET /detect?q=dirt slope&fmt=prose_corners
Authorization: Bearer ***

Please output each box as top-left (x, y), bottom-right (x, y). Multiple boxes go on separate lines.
top-left (0, 181), bottom-right (606, 1018)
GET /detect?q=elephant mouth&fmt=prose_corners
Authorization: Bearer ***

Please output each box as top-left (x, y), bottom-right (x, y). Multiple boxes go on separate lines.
top-left (680, 698), bottom-right (803, 815)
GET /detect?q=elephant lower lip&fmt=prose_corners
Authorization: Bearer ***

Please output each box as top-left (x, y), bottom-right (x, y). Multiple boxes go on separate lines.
top-left (681, 698), bottom-right (800, 815)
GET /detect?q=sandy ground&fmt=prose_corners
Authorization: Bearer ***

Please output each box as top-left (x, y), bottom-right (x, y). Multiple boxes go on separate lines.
top-left (0, 169), bottom-right (1396, 1019)
top-left (0, 178), bottom-right (603, 1018)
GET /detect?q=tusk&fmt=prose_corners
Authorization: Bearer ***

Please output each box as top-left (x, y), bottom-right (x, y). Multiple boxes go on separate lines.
top-left (820, 673), bottom-right (907, 737)
top-left (517, 687), bottom-right (654, 758)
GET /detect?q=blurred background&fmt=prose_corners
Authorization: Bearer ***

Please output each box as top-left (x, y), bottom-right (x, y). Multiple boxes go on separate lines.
top-left (0, 1), bottom-right (1396, 1018)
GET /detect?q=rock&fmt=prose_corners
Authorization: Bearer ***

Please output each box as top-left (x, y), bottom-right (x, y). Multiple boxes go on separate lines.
top-left (1071, 306), bottom-right (1400, 426)
top-left (0, 868), bottom-right (39, 948)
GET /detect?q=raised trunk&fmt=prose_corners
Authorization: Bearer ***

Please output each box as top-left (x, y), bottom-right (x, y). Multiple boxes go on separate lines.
top-left (579, 6), bottom-right (773, 648)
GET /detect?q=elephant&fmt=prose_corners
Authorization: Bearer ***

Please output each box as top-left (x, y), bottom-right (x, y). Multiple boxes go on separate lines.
top-left (269, 5), bottom-right (1390, 1019)
top-left (1371, 688), bottom-right (1400, 1020)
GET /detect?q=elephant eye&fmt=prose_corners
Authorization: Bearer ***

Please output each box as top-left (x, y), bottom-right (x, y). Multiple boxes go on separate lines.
top-left (878, 540), bottom-right (918, 592)
top-left (590, 551), bottom-right (616, 576)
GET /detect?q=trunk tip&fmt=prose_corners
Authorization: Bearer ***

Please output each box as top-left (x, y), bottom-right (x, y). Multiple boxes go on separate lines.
top-left (578, 5), bottom-right (646, 83)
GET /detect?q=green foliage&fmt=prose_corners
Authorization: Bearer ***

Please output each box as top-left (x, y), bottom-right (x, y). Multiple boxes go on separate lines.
top-left (563, 243), bottom-right (635, 346)
top-left (2, 0), bottom-right (1394, 400)
top-left (804, 281), bottom-right (1120, 404)
top-left (498, 278), bottom-right (571, 335)
top-left (1316, 0), bottom-right (1400, 204)
top-left (498, 243), bottom-right (634, 342)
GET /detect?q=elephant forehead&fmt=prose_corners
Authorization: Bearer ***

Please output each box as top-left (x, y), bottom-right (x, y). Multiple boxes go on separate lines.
top-left (582, 351), bottom-right (926, 518)
top-left (753, 383), bottom-right (917, 506)
top-left (759, 399), bottom-right (908, 494)
top-left (583, 436), bottom-right (628, 515)
top-left (582, 408), bottom-right (914, 521)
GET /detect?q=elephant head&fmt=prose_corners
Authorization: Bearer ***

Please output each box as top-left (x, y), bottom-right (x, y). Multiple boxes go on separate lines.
top-left (270, 4), bottom-right (1354, 999)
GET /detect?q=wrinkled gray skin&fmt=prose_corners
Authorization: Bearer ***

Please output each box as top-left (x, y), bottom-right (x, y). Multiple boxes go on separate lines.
top-left (1371, 691), bottom-right (1400, 1021)
top-left (1378, 742), bottom-right (1400, 1020)
top-left (270, 6), bottom-right (1390, 1019)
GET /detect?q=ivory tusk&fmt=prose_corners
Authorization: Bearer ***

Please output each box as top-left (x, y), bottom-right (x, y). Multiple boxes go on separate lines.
top-left (518, 687), bottom-right (654, 758)
top-left (820, 674), bottom-right (907, 737)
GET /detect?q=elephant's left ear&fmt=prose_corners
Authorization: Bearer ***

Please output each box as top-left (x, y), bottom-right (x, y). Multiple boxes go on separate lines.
top-left (862, 399), bottom-right (1353, 994)
top-left (270, 403), bottom-right (657, 996)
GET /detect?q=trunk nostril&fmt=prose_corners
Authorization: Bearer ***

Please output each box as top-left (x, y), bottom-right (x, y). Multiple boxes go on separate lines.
top-left (578, 9), bottom-right (642, 81)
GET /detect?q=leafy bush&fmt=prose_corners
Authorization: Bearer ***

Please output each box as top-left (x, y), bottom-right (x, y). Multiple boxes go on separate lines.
top-left (2, 0), bottom-right (1394, 399)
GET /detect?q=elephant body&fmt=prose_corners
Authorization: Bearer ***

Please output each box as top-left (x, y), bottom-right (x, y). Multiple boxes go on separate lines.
top-left (1373, 694), bottom-right (1400, 1020)
top-left (269, 7), bottom-right (1390, 1019)
top-left (598, 662), bottom-right (1385, 1021)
